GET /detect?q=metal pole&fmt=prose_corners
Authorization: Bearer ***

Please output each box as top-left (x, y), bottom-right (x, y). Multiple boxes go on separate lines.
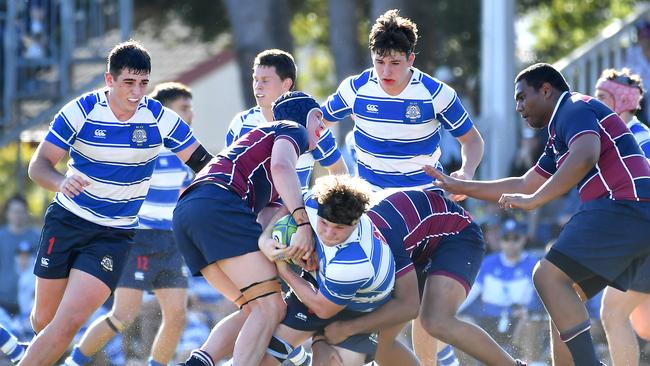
top-left (59, 0), bottom-right (74, 97)
top-left (120, 0), bottom-right (133, 41)
top-left (480, 0), bottom-right (516, 180)
top-left (3, 0), bottom-right (18, 127)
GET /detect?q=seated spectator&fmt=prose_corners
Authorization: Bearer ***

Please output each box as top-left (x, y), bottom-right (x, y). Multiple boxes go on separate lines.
top-left (462, 219), bottom-right (546, 363)
top-left (0, 195), bottom-right (40, 317)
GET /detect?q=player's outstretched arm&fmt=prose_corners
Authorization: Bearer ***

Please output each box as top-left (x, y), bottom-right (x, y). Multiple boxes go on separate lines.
top-left (323, 270), bottom-right (419, 344)
top-left (28, 140), bottom-right (89, 196)
top-left (500, 133), bottom-right (599, 211)
top-left (424, 165), bottom-right (546, 203)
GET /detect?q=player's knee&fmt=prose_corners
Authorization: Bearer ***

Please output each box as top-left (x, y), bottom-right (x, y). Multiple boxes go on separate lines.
top-left (420, 313), bottom-right (455, 341)
top-left (103, 314), bottom-right (127, 333)
top-left (30, 307), bottom-right (55, 334)
top-left (162, 309), bottom-right (187, 331)
top-left (240, 277), bottom-right (285, 321)
top-left (111, 307), bottom-right (138, 327)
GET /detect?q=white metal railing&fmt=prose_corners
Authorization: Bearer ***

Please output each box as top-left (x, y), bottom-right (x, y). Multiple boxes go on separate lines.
top-left (554, 3), bottom-right (650, 94)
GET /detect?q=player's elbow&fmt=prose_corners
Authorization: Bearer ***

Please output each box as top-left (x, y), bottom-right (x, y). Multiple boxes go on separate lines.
top-left (270, 159), bottom-right (294, 177)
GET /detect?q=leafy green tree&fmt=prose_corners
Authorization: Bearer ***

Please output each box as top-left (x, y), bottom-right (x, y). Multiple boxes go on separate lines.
top-left (524, 0), bottom-right (637, 62)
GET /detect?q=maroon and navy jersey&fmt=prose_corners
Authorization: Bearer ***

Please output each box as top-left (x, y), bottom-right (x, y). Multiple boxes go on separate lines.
top-left (535, 92), bottom-right (650, 202)
top-left (367, 190), bottom-right (472, 277)
top-left (189, 121), bottom-right (309, 214)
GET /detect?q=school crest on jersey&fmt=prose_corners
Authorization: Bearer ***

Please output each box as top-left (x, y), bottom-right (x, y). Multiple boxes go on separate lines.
top-left (101, 255), bottom-right (114, 272)
top-left (405, 102), bottom-right (421, 122)
top-left (131, 126), bottom-right (148, 146)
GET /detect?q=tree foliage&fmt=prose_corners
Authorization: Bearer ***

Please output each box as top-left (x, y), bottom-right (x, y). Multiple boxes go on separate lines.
top-left (524, 0), bottom-right (637, 62)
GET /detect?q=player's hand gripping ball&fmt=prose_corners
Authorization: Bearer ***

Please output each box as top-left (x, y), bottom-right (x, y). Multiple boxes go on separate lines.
top-left (272, 214), bottom-right (299, 260)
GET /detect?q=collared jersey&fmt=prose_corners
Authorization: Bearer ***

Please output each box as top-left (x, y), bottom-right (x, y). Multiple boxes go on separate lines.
top-left (304, 193), bottom-right (395, 312)
top-left (471, 252), bottom-right (539, 317)
top-left (226, 106), bottom-right (341, 191)
top-left (367, 190), bottom-right (472, 277)
top-left (627, 116), bottom-right (650, 159)
top-left (190, 121), bottom-right (309, 214)
top-left (138, 150), bottom-right (193, 230)
top-left (534, 92), bottom-right (650, 201)
top-left (44, 90), bottom-right (195, 228)
top-left (321, 67), bottom-right (474, 189)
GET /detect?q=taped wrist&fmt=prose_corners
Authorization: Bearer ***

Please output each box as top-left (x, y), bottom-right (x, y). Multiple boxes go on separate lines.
top-left (186, 145), bottom-right (213, 173)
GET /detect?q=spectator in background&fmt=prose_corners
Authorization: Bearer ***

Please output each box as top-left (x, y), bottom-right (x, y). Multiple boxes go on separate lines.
top-left (0, 195), bottom-right (40, 317)
top-left (595, 67), bottom-right (650, 366)
top-left (463, 219), bottom-right (544, 364)
top-left (625, 19), bottom-right (650, 122)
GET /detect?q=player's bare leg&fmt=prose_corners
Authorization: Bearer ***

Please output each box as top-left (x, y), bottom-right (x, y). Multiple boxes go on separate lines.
top-left (19, 269), bottom-right (110, 366)
top-left (375, 322), bottom-right (421, 366)
top-left (601, 287), bottom-right (646, 366)
top-left (150, 287), bottom-right (187, 364)
top-left (29, 277), bottom-right (67, 334)
top-left (533, 259), bottom-right (600, 366)
top-left (200, 252), bottom-right (285, 366)
top-left (412, 317), bottom-right (437, 365)
top-left (419, 275), bottom-right (518, 366)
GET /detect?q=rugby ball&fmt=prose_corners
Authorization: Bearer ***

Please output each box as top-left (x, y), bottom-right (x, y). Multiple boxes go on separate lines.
top-left (272, 214), bottom-right (299, 246)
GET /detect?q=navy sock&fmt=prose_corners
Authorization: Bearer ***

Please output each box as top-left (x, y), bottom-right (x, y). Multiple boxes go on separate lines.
top-left (184, 349), bottom-right (214, 366)
top-left (560, 320), bottom-right (600, 366)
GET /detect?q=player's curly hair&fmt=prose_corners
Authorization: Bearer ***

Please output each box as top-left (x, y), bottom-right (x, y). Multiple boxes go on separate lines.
top-left (599, 68), bottom-right (645, 96)
top-left (312, 175), bottom-right (373, 226)
top-left (369, 9), bottom-right (418, 57)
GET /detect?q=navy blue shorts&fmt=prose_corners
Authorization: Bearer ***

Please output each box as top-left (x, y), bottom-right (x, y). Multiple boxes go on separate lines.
top-left (281, 272), bottom-right (377, 359)
top-left (117, 229), bottom-right (189, 291)
top-left (630, 256), bottom-right (650, 293)
top-left (415, 222), bottom-right (486, 295)
top-left (34, 203), bottom-right (134, 291)
top-left (547, 198), bottom-right (650, 297)
top-left (172, 184), bottom-right (263, 276)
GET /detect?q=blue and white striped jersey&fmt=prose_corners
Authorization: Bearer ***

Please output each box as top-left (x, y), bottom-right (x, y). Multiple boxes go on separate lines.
top-left (44, 90), bottom-right (196, 229)
top-left (322, 67), bottom-right (475, 189)
top-left (304, 193), bottom-right (395, 312)
top-left (627, 116), bottom-right (650, 159)
top-left (226, 106), bottom-right (342, 191)
top-left (138, 150), bottom-right (193, 230)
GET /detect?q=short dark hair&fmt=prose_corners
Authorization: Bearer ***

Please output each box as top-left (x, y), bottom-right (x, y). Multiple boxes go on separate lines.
top-left (253, 49), bottom-right (297, 90)
top-left (149, 82), bottom-right (193, 106)
top-left (369, 9), bottom-right (418, 57)
top-left (515, 63), bottom-right (570, 92)
top-left (3, 194), bottom-right (28, 220)
top-left (107, 40), bottom-right (151, 78)
top-left (312, 175), bottom-right (372, 226)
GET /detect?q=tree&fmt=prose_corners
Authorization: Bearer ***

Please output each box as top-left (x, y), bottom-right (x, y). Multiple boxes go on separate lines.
top-left (223, 0), bottom-right (294, 106)
top-left (523, 0), bottom-right (637, 62)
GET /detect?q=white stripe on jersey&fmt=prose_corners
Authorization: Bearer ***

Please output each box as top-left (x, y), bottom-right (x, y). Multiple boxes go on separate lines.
top-left (48, 91), bottom-right (194, 228)
top-left (305, 202), bottom-right (394, 311)
top-left (324, 67), bottom-right (473, 189)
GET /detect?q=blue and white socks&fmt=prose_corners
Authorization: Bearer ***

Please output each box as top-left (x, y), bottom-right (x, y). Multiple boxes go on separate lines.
top-left (437, 344), bottom-right (459, 366)
top-left (0, 326), bottom-right (26, 364)
top-left (288, 345), bottom-right (311, 366)
top-left (63, 346), bottom-right (92, 366)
